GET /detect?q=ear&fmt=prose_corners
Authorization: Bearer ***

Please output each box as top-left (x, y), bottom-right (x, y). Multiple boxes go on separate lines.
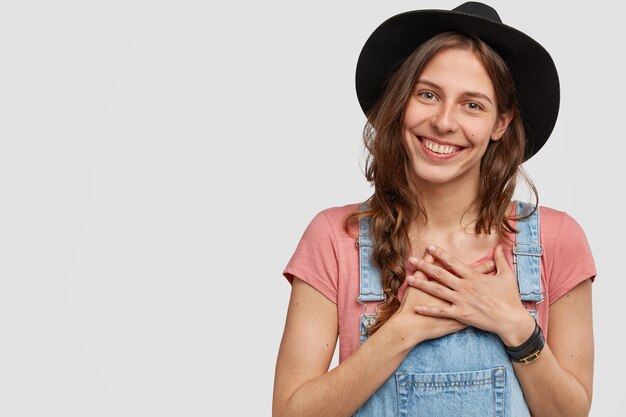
top-left (491, 112), bottom-right (513, 141)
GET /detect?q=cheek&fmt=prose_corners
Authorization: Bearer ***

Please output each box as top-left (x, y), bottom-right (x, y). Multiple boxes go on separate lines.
top-left (402, 113), bottom-right (425, 153)
top-left (401, 131), bottom-right (416, 160)
top-left (401, 120), bottom-right (415, 144)
top-left (467, 123), bottom-right (495, 146)
top-left (402, 102), bottom-right (430, 129)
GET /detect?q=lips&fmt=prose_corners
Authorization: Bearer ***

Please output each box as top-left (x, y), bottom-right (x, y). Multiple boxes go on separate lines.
top-left (418, 137), bottom-right (465, 155)
top-left (416, 136), bottom-right (466, 161)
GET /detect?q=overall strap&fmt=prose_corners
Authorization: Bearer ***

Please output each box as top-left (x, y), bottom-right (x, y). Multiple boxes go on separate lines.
top-left (357, 206), bottom-right (386, 303)
top-left (514, 201), bottom-right (544, 305)
top-left (358, 201), bottom-right (544, 305)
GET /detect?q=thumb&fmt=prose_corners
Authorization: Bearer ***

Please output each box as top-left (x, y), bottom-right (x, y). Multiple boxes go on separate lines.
top-left (493, 243), bottom-right (508, 272)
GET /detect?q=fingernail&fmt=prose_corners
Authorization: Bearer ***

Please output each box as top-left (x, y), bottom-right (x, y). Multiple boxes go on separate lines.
top-left (407, 276), bottom-right (414, 284)
top-left (428, 245), bottom-right (436, 252)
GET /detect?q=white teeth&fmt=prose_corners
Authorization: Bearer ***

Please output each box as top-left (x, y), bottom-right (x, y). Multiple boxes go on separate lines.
top-left (422, 139), bottom-right (457, 155)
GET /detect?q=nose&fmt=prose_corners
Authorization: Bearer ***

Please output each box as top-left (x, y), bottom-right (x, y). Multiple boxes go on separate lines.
top-left (430, 103), bottom-right (457, 133)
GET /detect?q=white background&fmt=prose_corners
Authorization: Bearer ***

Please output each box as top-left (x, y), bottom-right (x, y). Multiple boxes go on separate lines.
top-left (0, 1), bottom-right (621, 415)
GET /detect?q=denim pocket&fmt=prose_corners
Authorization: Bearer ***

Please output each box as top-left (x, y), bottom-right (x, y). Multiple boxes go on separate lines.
top-left (396, 367), bottom-right (506, 417)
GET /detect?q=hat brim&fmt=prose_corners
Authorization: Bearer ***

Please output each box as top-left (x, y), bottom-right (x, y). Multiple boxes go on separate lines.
top-left (355, 9), bottom-right (560, 160)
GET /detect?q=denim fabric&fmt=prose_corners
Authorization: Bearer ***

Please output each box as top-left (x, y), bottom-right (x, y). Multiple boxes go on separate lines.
top-left (354, 201), bottom-right (542, 416)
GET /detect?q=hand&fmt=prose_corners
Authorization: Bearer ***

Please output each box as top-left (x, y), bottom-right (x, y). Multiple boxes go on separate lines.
top-left (406, 244), bottom-right (536, 346)
top-left (390, 253), bottom-right (466, 345)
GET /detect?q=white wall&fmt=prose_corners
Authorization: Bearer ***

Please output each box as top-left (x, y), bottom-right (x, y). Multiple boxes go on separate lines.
top-left (0, 1), bottom-right (619, 415)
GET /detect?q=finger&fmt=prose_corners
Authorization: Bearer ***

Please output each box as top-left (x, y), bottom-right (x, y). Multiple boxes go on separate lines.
top-left (493, 243), bottom-right (509, 273)
top-left (473, 259), bottom-right (496, 275)
top-left (424, 253), bottom-right (435, 264)
top-left (409, 277), bottom-right (458, 303)
top-left (424, 253), bottom-right (447, 272)
top-left (406, 270), bottom-right (428, 285)
top-left (409, 257), bottom-right (460, 290)
top-left (426, 245), bottom-right (477, 279)
top-left (414, 304), bottom-right (455, 319)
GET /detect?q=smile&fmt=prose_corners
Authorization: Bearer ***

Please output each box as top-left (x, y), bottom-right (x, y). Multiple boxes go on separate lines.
top-left (419, 137), bottom-right (465, 155)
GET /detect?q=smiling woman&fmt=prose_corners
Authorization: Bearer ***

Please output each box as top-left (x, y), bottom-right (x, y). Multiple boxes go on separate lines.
top-left (402, 46), bottom-right (511, 184)
top-left (273, 3), bottom-right (596, 417)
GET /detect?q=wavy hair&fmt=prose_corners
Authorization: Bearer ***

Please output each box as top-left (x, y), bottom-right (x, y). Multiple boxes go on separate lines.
top-left (346, 32), bottom-right (538, 334)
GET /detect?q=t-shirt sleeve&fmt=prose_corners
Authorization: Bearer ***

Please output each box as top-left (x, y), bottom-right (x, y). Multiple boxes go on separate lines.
top-left (283, 211), bottom-right (339, 304)
top-left (548, 212), bottom-right (597, 303)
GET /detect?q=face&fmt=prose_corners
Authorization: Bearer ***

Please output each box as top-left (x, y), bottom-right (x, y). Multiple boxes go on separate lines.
top-left (401, 47), bottom-right (511, 187)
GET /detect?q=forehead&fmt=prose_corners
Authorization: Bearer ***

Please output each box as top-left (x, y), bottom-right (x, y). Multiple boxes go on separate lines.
top-left (417, 48), bottom-right (495, 99)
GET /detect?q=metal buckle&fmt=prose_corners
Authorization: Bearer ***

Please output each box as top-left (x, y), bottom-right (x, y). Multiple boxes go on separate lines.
top-left (520, 349), bottom-right (543, 365)
top-left (512, 243), bottom-right (544, 257)
top-left (357, 294), bottom-right (387, 328)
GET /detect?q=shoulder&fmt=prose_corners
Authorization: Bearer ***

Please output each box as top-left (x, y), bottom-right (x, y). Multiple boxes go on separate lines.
top-left (534, 205), bottom-right (596, 302)
top-left (517, 202), bottom-right (594, 266)
top-left (314, 203), bottom-right (361, 230)
top-left (537, 204), bottom-right (595, 277)
top-left (537, 205), bottom-right (588, 242)
top-left (294, 203), bottom-right (362, 249)
top-left (284, 203), bottom-right (362, 298)
top-left (316, 203), bottom-right (361, 222)
top-left (538, 205), bottom-right (568, 222)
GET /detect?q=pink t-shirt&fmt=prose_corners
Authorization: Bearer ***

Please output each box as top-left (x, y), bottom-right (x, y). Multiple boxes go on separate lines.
top-left (283, 202), bottom-right (597, 363)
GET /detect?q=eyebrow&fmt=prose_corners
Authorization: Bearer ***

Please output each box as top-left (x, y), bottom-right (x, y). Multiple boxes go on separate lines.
top-left (415, 79), bottom-right (493, 105)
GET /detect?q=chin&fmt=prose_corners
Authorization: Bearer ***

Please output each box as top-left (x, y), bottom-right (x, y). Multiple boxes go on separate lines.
top-left (411, 165), bottom-right (471, 186)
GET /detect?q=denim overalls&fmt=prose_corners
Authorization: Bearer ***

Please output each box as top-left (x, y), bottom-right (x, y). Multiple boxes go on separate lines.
top-left (354, 201), bottom-right (543, 417)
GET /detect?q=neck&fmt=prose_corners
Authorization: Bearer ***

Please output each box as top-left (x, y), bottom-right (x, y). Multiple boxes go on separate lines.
top-left (414, 174), bottom-right (480, 233)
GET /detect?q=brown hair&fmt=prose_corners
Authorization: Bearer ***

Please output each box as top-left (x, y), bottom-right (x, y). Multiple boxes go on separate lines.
top-left (346, 32), bottom-right (538, 333)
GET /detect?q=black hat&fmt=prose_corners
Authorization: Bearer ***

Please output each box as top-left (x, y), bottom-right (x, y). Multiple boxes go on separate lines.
top-left (355, 1), bottom-right (560, 160)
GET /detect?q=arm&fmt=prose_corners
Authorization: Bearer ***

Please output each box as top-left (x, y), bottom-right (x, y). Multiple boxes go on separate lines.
top-left (272, 272), bottom-right (469, 417)
top-left (408, 244), bottom-right (594, 417)
top-left (508, 279), bottom-right (594, 417)
top-left (272, 277), bottom-right (413, 417)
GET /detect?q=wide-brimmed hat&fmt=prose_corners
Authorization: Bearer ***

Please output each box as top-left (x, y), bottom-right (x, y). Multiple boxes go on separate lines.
top-left (355, 1), bottom-right (559, 160)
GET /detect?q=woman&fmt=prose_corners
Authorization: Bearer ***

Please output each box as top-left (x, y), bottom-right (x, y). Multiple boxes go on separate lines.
top-left (273, 3), bottom-right (596, 417)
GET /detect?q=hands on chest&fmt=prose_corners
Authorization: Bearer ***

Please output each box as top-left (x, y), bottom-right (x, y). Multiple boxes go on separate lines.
top-left (396, 244), bottom-right (535, 347)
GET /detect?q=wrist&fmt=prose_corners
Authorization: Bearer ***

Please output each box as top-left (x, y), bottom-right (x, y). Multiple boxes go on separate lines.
top-left (498, 311), bottom-right (536, 347)
top-left (504, 318), bottom-right (545, 364)
top-left (386, 314), bottom-right (422, 351)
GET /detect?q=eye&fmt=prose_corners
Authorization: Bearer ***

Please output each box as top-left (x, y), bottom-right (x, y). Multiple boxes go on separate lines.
top-left (465, 101), bottom-right (484, 111)
top-left (417, 91), bottom-right (437, 101)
